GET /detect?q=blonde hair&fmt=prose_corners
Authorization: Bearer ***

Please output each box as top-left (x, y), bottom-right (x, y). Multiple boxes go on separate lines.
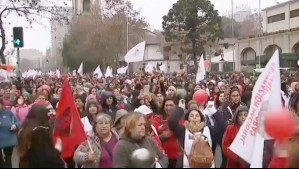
top-left (123, 112), bottom-right (145, 138)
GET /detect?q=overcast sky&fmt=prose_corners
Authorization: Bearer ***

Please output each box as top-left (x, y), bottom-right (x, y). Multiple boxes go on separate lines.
top-left (3, 0), bottom-right (288, 54)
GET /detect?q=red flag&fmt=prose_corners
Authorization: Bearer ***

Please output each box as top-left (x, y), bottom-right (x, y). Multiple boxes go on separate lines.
top-left (53, 80), bottom-right (86, 158)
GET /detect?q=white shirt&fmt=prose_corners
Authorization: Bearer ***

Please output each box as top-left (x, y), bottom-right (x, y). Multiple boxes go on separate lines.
top-left (183, 127), bottom-right (215, 168)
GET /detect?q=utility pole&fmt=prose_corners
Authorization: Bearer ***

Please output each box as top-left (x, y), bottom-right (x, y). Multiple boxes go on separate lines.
top-left (258, 0), bottom-right (261, 68)
top-left (127, 16), bottom-right (129, 53)
top-left (16, 48), bottom-right (20, 77)
top-left (126, 16), bottom-right (130, 75)
top-left (232, 0), bottom-right (235, 72)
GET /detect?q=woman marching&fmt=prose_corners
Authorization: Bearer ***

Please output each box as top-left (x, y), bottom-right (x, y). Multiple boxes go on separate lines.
top-left (168, 107), bottom-right (215, 168)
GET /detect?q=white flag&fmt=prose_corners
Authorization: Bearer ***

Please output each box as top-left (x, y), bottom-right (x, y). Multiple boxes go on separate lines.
top-left (229, 50), bottom-right (281, 167)
top-left (77, 62), bottom-right (83, 76)
top-left (145, 63), bottom-right (154, 73)
top-left (159, 64), bottom-right (167, 73)
top-left (196, 55), bottom-right (206, 83)
top-left (124, 41), bottom-right (145, 63)
top-left (117, 66), bottom-right (128, 74)
top-left (93, 66), bottom-right (103, 78)
top-left (105, 66), bottom-right (113, 77)
top-left (72, 70), bottom-right (76, 76)
top-left (56, 69), bottom-right (61, 78)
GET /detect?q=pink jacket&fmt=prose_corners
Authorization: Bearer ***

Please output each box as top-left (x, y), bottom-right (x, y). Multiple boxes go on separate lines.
top-left (11, 105), bottom-right (30, 125)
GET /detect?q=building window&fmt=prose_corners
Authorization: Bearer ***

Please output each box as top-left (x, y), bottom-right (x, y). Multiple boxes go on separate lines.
top-left (290, 9), bottom-right (299, 18)
top-left (268, 13), bottom-right (285, 23)
top-left (83, 0), bottom-right (90, 12)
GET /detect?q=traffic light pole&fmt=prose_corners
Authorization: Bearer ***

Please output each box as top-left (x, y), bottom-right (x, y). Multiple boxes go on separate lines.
top-left (17, 48), bottom-right (20, 78)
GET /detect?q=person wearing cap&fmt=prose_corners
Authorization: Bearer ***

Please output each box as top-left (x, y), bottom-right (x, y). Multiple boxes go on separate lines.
top-left (37, 85), bottom-right (51, 102)
top-left (135, 105), bottom-right (164, 153)
top-left (22, 91), bottom-right (32, 105)
top-left (100, 91), bottom-right (119, 121)
top-left (113, 109), bottom-right (129, 136)
top-left (222, 106), bottom-right (249, 168)
top-left (74, 114), bottom-right (119, 168)
top-left (81, 98), bottom-right (100, 137)
top-left (32, 93), bottom-right (53, 110)
top-left (75, 94), bottom-right (87, 118)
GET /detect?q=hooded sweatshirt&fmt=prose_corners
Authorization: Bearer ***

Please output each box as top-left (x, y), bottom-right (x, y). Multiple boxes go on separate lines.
top-left (222, 106), bottom-right (249, 168)
top-left (100, 92), bottom-right (119, 121)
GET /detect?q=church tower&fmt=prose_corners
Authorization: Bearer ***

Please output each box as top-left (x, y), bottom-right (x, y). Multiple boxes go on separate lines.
top-left (73, 0), bottom-right (101, 15)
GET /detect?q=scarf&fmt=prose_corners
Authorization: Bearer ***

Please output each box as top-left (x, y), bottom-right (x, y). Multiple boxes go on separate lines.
top-left (184, 121), bottom-right (205, 134)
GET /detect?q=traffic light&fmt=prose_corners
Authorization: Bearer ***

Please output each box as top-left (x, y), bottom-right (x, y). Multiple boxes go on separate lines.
top-left (13, 27), bottom-right (24, 48)
top-left (46, 59), bottom-right (49, 63)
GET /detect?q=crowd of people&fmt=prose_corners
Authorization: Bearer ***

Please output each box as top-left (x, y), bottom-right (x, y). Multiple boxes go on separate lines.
top-left (0, 71), bottom-right (298, 168)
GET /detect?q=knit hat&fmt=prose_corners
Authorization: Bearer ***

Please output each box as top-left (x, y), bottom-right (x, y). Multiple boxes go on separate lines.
top-left (232, 106), bottom-right (249, 124)
top-left (114, 109), bottom-right (129, 127)
top-left (37, 85), bottom-right (51, 94)
top-left (85, 98), bottom-right (99, 111)
top-left (22, 91), bottom-right (30, 97)
top-left (86, 94), bottom-right (97, 102)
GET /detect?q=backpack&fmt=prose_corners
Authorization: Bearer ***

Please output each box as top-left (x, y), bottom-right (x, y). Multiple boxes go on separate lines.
top-left (181, 135), bottom-right (214, 168)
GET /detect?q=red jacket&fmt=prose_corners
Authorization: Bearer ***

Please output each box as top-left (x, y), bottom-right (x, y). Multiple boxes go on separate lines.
top-left (222, 124), bottom-right (248, 168)
top-left (268, 156), bottom-right (288, 168)
top-left (152, 114), bottom-right (184, 159)
top-left (150, 132), bottom-right (164, 153)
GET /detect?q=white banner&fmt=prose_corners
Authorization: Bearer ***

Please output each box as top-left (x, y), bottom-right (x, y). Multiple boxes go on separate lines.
top-left (124, 41), bottom-right (146, 63)
top-left (229, 50), bottom-right (281, 167)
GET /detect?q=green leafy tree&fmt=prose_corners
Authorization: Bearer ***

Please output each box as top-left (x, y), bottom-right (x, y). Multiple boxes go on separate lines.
top-left (162, 0), bottom-right (223, 71)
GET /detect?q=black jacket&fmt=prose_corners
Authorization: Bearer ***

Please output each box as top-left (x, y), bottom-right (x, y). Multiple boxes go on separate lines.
top-left (100, 91), bottom-right (119, 121)
top-left (167, 107), bottom-right (187, 168)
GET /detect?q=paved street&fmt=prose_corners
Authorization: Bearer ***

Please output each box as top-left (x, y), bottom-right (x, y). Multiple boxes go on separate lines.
top-left (12, 147), bottom-right (19, 168)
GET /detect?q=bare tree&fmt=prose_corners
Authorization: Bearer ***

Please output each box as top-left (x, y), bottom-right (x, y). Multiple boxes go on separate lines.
top-left (62, 0), bottom-right (148, 72)
top-left (0, 0), bottom-right (71, 64)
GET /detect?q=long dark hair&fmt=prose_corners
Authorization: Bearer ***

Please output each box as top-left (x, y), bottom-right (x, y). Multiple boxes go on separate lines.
top-left (159, 96), bottom-right (177, 120)
top-left (184, 109), bottom-right (205, 123)
top-left (18, 104), bottom-right (50, 157)
top-left (215, 91), bottom-right (225, 108)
